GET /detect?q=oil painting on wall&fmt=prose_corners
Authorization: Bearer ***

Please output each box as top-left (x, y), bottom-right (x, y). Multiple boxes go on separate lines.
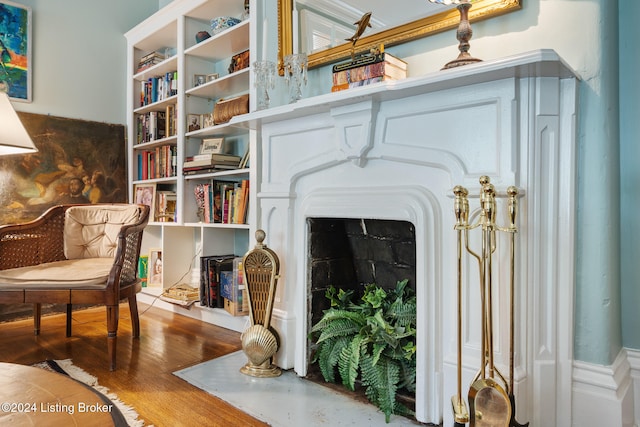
top-left (0, 112), bottom-right (127, 224)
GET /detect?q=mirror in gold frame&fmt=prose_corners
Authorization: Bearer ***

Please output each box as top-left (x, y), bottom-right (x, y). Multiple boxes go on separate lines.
top-left (277, 0), bottom-right (522, 75)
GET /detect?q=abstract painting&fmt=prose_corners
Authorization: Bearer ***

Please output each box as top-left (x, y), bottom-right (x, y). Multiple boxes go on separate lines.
top-left (0, 1), bottom-right (31, 101)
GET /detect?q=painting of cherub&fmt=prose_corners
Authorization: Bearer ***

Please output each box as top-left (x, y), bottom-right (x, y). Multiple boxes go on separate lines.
top-left (0, 112), bottom-right (126, 224)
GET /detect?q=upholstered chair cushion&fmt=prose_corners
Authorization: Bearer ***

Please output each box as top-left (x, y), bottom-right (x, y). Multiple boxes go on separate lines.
top-left (0, 258), bottom-right (113, 289)
top-left (64, 205), bottom-right (141, 259)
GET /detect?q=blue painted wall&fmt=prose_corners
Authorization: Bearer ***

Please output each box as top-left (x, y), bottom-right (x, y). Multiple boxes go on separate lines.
top-left (9, 0), bottom-right (159, 124)
top-left (620, 0), bottom-right (640, 351)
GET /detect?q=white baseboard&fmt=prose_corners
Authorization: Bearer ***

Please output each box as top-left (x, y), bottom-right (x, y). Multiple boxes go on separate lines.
top-left (627, 348), bottom-right (640, 427)
top-left (572, 349), bottom-right (636, 427)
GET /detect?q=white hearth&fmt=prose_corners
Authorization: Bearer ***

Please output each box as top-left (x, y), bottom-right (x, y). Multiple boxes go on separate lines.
top-left (238, 50), bottom-right (578, 426)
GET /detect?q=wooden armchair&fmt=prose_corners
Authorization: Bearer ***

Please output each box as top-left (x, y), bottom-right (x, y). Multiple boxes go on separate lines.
top-left (0, 204), bottom-right (150, 371)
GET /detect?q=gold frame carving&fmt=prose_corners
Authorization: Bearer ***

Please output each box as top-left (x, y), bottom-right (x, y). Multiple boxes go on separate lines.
top-left (277, 0), bottom-right (522, 75)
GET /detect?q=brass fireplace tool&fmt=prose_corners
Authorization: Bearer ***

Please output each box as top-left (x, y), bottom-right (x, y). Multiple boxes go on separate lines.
top-left (452, 176), bottom-right (528, 427)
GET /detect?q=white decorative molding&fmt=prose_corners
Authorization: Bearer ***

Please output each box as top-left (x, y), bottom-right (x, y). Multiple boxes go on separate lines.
top-left (625, 348), bottom-right (640, 427)
top-left (239, 50), bottom-right (580, 426)
top-left (330, 100), bottom-right (377, 166)
top-left (572, 349), bottom-right (635, 427)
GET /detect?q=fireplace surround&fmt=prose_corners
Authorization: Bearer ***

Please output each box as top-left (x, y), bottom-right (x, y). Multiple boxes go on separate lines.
top-left (241, 50), bottom-right (578, 425)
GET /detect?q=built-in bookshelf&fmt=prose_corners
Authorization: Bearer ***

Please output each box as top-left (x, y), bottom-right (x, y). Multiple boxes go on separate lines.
top-left (125, 0), bottom-right (256, 332)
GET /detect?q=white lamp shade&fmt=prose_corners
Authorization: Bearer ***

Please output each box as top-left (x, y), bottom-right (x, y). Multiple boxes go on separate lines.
top-left (0, 92), bottom-right (38, 156)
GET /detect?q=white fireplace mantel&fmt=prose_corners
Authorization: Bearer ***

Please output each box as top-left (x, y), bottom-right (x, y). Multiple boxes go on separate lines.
top-left (234, 49), bottom-right (579, 426)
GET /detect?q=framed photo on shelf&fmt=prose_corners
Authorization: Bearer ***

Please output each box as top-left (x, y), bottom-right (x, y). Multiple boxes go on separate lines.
top-left (203, 112), bottom-right (215, 128)
top-left (147, 249), bottom-right (163, 287)
top-left (206, 73), bottom-right (219, 82)
top-left (199, 137), bottom-right (224, 154)
top-left (133, 183), bottom-right (156, 221)
top-left (0, 1), bottom-right (32, 102)
top-left (155, 190), bottom-right (176, 222)
top-left (193, 74), bottom-right (206, 87)
top-left (187, 114), bottom-right (202, 132)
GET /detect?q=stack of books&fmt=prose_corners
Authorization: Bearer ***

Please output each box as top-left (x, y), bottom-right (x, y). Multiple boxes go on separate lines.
top-left (136, 51), bottom-right (166, 73)
top-left (331, 48), bottom-right (407, 92)
top-left (183, 153), bottom-right (241, 174)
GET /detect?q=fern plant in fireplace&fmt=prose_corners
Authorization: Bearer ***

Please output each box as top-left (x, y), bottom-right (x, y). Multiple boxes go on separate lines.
top-left (309, 279), bottom-right (417, 423)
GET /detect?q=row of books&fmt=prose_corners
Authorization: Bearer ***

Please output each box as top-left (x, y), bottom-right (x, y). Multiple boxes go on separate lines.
top-left (193, 179), bottom-right (249, 225)
top-left (140, 71), bottom-right (178, 107)
top-left (331, 49), bottom-right (407, 92)
top-left (199, 254), bottom-right (235, 308)
top-left (198, 254), bottom-right (248, 316)
top-left (136, 51), bottom-right (166, 73)
top-left (136, 145), bottom-right (177, 180)
top-left (136, 105), bottom-right (177, 144)
top-left (137, 111), bottom-right (165, 143)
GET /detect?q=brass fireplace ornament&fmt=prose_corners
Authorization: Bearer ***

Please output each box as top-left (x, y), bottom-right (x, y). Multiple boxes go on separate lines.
top-left (240, 230), bottom-right (282, 378)
top-left (452, 176), bottom-right (528, 427)
top-left (428, 0), bottom-right (483, 69)
top-left (346, 11), bottom-right (372, 60)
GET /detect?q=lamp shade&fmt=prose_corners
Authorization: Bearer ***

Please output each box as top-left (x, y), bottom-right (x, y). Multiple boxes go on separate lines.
top-left (0, 92), bottom-right (38, 156)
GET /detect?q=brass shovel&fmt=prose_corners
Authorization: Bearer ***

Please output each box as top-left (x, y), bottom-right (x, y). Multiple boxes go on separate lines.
top-left (467, 180), bottom-right (511, 426)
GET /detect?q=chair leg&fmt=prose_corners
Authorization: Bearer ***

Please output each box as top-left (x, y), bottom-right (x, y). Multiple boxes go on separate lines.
top-left (128, 294), bottom-right (141, 338)
top-left (106, 304), bottom-right (119, 371)
top-left (66, 304), bottom-right (72, 337)
top-left (33, 303), bottom-right (41, 336)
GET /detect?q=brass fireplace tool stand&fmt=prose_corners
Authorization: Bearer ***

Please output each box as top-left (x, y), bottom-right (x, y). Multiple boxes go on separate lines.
top-left (452, 176), bottom-right (528, 427)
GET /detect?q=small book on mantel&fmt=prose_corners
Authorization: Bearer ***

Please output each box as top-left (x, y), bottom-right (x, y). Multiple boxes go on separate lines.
top-left (331, 44), bottom-right (407, 92)
top-left (331, 50), bottom-right (406, 73)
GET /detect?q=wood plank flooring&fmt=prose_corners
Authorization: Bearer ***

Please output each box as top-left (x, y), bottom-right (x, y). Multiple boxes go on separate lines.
top-left (0, 302), bottom-right (269, 427)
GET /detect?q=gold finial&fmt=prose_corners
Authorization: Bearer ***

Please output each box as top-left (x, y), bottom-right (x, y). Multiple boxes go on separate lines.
top-left (255, 229), bottom-right (266, 248)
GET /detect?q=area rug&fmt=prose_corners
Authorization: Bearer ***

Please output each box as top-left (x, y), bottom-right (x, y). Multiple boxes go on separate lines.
top-left (174, 351), bottom-right (419, 426)
top-left (33, 359), bottom-right (146, 427)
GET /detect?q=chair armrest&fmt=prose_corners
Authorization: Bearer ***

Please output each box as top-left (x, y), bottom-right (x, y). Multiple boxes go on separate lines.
top-left (105, 205), bottom-right (150, 295)
top-left (0, 205), bottom-right (68, 270)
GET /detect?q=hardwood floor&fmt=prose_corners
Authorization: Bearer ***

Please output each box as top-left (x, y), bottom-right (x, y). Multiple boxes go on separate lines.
top-left (0, 302), bottom-right (269, 427)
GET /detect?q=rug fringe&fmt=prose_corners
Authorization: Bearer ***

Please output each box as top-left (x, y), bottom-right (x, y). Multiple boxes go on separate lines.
top-left (37, 359), bottom-right (147, 427)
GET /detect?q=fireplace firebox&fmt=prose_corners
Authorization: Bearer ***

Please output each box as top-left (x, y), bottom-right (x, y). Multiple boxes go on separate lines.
top-left (307, 217), bottom-right (416, 328)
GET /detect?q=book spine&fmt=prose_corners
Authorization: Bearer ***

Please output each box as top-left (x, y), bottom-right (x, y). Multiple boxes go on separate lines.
top-left (332, 52), bottom-right (385, 73)
top-left (331, 76), bottom-right (385, 92)
top-left (333, 61), bottom-right (406, 85)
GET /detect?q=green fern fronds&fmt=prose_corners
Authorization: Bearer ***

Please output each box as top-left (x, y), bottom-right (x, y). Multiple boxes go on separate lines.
top-left (310, 280), bottom-right (417, 423)
top-left (360, 354), bottom-right (401, 423)
top-left (310, 309), bottom-right (365, 335)
top-left (338, 335), bottom-right (363, 391)
top-left (388, 299), bottom-right (416, 327)
top-left (317, 335), bottom-right (350, 383)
